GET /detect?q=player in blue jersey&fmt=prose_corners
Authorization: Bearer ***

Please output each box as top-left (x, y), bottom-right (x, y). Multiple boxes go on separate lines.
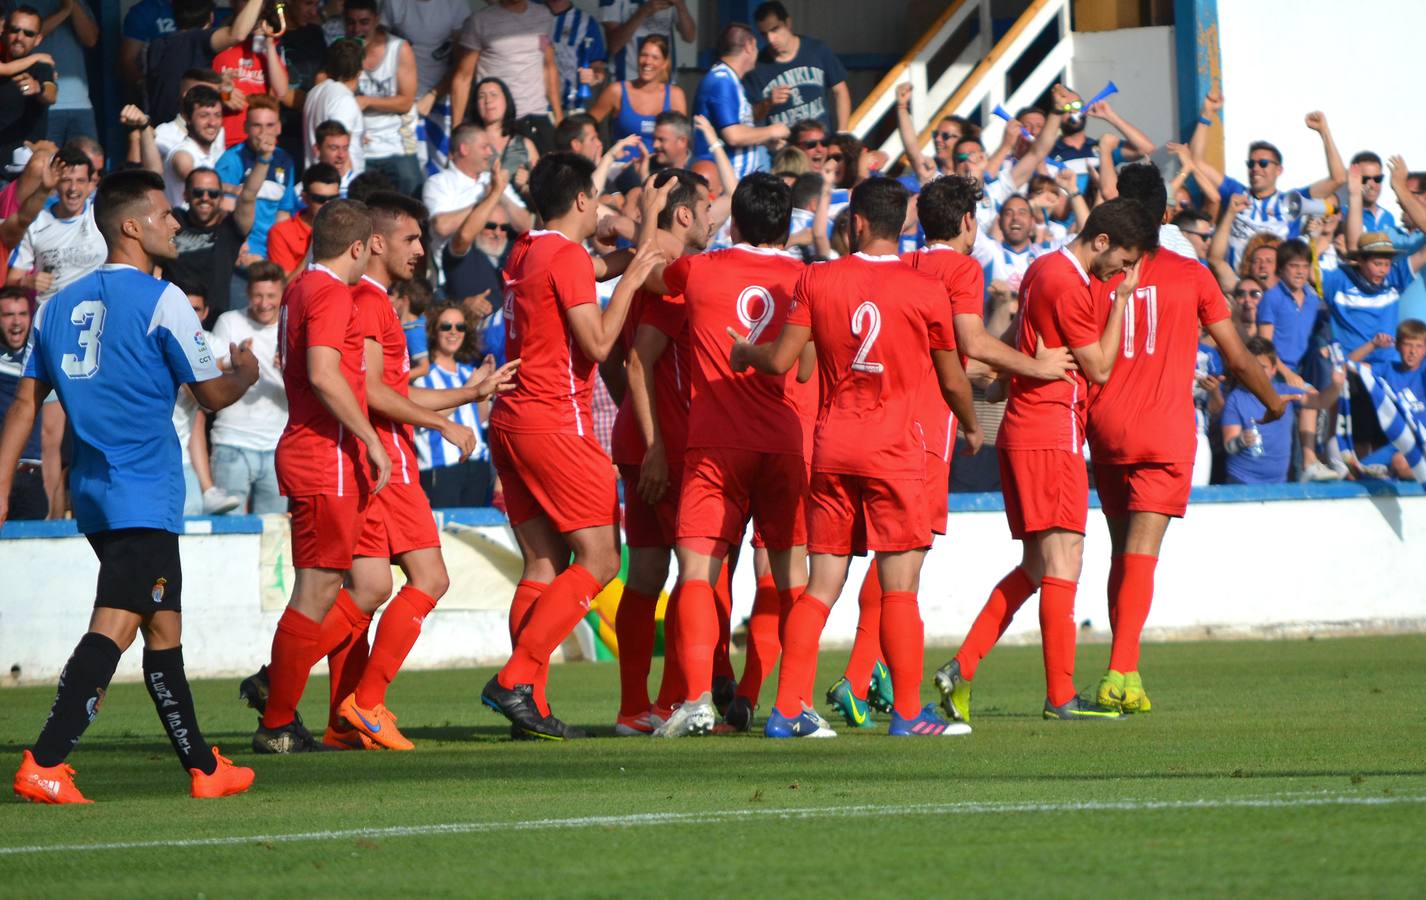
top-left (0, 170), bottom-right (261, 804)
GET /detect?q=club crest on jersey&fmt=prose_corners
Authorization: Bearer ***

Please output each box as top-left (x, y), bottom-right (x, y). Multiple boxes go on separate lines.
top-left (152, 577), bottom-right (167, 604)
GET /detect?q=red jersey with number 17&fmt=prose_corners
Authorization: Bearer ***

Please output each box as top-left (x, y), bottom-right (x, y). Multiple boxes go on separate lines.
top-left (997, 248), bottom-right (1103, 453)
top-left (903, 245), bottom-right (985, 461)
top-left (490, 230), bottom-right (600, 436)
top-left (275, 265), bottom-right (368, 497)
top-left (352, 275), bottom-right (421, 486)
top-left (787, 252), bottom-right (956, 479)
top-left (1088, 250), bottom-right (1231, 463)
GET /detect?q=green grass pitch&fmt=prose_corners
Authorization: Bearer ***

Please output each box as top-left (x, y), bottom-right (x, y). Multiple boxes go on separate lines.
top-left (3, 634), bottom-right (1425, 898)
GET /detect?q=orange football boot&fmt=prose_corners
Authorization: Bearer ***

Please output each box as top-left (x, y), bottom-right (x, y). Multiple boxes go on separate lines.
top-left (13, 750), bottom-right (92, 805)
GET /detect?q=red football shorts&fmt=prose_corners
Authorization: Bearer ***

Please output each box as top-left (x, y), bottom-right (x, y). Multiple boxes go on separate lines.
top-left (998, 448), bottom-right (1089, 540)
top-left (807, 471), bottom-right (930, 555)
top-left (289, 492), bottom-right (367, 570)
top-left (354, 481), bottom-right (441, 559)
top-left (618, 463), bottom-right (682, 548)
top-left (490, 428), bottom-right (619, 533)
top-left (925, 452), bottom-right (950, 536)
top-left (677, 447), bottom-right (807, 550)
top-left (1093, 460), bottom-right (1192, 518)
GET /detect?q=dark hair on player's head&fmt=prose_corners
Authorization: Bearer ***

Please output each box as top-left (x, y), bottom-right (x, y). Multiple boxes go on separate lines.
top-left (365, 190), bottom-right (430, 235)
top-left (182, 84), bottom-right (223, 120)
top-left (323, 37), bottom-right (366, 83)
top-left (529, 152), bottom-right (596, 221)
top-left (343, 0), bottom-right (379, 15)
top-left (173, 0), bottom-right (215, 30)
top-left (849, 177), bottom-right (910, 242)
top-left (346, 170), bottom-right (394, 203)
top-left (652, 169), bottom-right (709, 231)
top-left (1172, 208), bottom-right (1211, 230)
top-left (1350, 150), bottom-right (1382, 168)
top-left (1245, 335), bottom-right (1277, 361)
top-left (392, 277), bottom-right (433, 316)
top-left (754, 1), bottom-right (789, 23)
top-left (789, 119), bottom-right (826, 143)
top-left (1115, 162), bottom-right (1168, 225)
top-left (716, 23), bottom-right (756, 58)
top-left (554, 113), bottom-right (597, 151)
top-left (1079, 197), bottom-right (1158, 252)
top-left (310, 199), bottom-right (373, 261)
top-left (315, 119), bottom-right (350, 143)
top-left (246, 260), bottom-right (285, 286)
top-left (302, 163), bottom-right (341, 191)
top-left (94, 169), bottom-right (166, 244)
top-left (1275, 238), bottom-right (1311, 273)
top-left (1248, 140), bottom-right (1282, 165)
top-left (790, 172), bottom-right (824, 209)
top-left (57, 147), bottom-right (94, 178)
top-left (918, 175), bottom-right (982, 241)
top-left (731, 171), bottom-right (793, 246)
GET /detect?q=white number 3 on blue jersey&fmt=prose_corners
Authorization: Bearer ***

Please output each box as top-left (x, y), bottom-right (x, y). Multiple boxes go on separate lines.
top-left (61, 300), bottom-right (106, 379)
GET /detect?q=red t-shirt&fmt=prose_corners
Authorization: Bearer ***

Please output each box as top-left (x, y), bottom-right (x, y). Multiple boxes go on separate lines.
top-left (213, 38), bottom-right (279, 149)
top-left (903, 245), bottom-right (985, 461)
top-left (787, 252), bottom-right (955, 479)
top-left (276, 266), bottom-right (368, 496)
top-left (352, 276), bottom-right (421, 485)
top-left (610, 288), bottom-right (691, 466)
top-left (267, 215), bottom-right (312, 274)
top-left (1088, 251), bottom-right (1230, 463)
top-left (997, 249), bottom-right (1103, 453)
top-left (658, 245), bottom-right (807, 456)
top-left (489, 230), bottom-right (600, 436)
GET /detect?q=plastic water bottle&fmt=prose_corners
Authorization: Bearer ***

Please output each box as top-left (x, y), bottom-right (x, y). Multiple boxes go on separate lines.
top-left (569, 37), bottom-right (594, 112)
top-left (1246, 417), bottom-right (1265, 457)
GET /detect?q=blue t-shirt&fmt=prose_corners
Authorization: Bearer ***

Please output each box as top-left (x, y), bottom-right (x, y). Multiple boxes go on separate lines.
top-left (1256, 282), bottom-right (1323, 371)
top-left (1378, 360), bottom-right (1426, 417)
top-left (25, 265), bottom-right (221, 533)
top-left (1050, 136), bottom-right (1125, 194)
top-left (694, 62), bottom-right (767, 179)
top-left (1222, 384), bottom-right (1305, 485)
top-left (744, 36), bottom-right (848, 130)
top-left (403, 318), bottom-right (428, 363)
top-left (28, 0), bottom-right (91, 111)
top-left (0, 344), bottom-right (42, 462)
top-left (1320, 256), bottom-right (1416, 365)
top-left (214, 143), bottom-right (298, 259)
top-left (122, 0), bottom-right (175, 42)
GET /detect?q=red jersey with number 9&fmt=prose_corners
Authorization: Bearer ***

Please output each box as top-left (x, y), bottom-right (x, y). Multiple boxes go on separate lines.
top-left (491, 230), bottom-right (600, 436)
top-left (903, 245), bottom-right (985, 461)
top-left (1088, 250), bottom-right (1231, 463)
top-left (787, 252), bottom-right (956, 479)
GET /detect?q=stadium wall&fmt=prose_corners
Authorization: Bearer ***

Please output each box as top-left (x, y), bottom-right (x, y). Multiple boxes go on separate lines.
top-left (3, 484), bottom-right (1424, 685)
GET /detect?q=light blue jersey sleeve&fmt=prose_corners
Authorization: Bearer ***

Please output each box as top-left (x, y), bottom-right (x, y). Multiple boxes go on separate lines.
top-left (150, 282), bottom-right (222, 384)
top-left (22, 301), bottom-right (50, 384)
top-left (698, 70), bottom-right (743, 131)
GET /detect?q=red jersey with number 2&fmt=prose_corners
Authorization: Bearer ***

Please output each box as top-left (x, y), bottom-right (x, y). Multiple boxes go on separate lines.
top-left (787, 252), bottom-right (955, 479)
top-left (352, 276), bottom-right (420, 485)
top-left (491, 230), bottom-right (600, 436)
top-left (1088, 250), bottom-right (1230, 463)
top-left (903, 245), bottom-right (985, 461)
top-left (997, 249), bottom-right (1102, 453)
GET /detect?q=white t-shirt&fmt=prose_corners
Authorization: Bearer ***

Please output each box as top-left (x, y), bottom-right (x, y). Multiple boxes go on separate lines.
top-left (381, 0), bottom-right (471, 96)
top-left (422, 165), bottom-right (527, 261)
top-left (459, 3), bottom-right (555, 118)
top-left (1158, 222), bottom-right (1198, 259)
top-left (156, 117), bottom-right (226, 163)
top-left (303, 79), bottom-right (366, 173)
top-left (209, 310), bottom-right (287, 452)
top-left (8, 206), bottom-right (108, 304)
top-left (359, 35), bottom-right (419, 159)
top-left (599, 0), bottom-right (680, 83)
top-left (164, 136), bottom-right (225, 208)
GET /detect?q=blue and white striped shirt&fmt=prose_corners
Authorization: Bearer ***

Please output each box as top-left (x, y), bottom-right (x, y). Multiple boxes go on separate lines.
top-left (551, 5), bottom-right (607, 110)
top-left (413, 361), bottom-right (489, 470)
top-left (694, 62), bottom-right (768, 179)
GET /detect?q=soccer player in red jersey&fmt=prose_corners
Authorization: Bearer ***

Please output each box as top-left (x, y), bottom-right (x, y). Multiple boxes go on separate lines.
top-left (478, 153), bottom-right (666, 740)
top-left (322, 192), bottom-right (519, 751)
top-left (825, 174), bottom-right (1078, 729)
top-left (1088, 165), bottom-right (1285, 713)
top-left (629, 171), bottom-right (810, 737)
top-left (934, 198), bottom-right (1156, 724)
top-left (732, 178), bottom-right (982, 738)
top-left (252, 200), bottom-right (394, 753)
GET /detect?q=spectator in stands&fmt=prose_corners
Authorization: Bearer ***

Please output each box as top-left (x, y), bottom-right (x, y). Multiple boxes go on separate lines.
top-left (266, 162), bottom-right (340, 276)
top-left (164, 83), bottom-right (226, 207)
top-left (1325, 230), bottom-right (1426, 368)
top-left (894, 82), bottom-right (978, 182)
top-left (747, 1), bottom-right (849, 132)
top-left (25, 0), bottom-right (96, 146)
top-left (1348, 319), bottom-right (1426, 479)
top-left (1222, 337), bottom-right (1341, 485)
top-left (588, 33), bottom-right (684, 159)
top-left (215, 94), bottom-right (296, 262)
top-left (120, 0), bottom-right (177, 103)
top-left (415, 303), bottom-right (493, 506)
top-left (426, 126), bottom-right (527, 309)
top-left (392, 276), bottom-right (432, 381)
top-left (463, 77), bottom-right (541, 181)
top-left (343, 0), bottom-right (422, 196)
top-left (209, 260), bottom-right (287, 514)
top-left (600, 0), bottom-right (694, 84)
top-left (546, 0), bottom-right (606, 115)
top-left (1231, 277), bottom-right (1264, 340)
top-left (694, 23), bottom-right (787, 178)
top-left (302, 37), bottom-right (366, 173)
top-left (145, 0), bottom-right (265, 127)
top-left (153, 68), bottom-right (224, 160)
top-left (771, 144), bottom-right (809, 183)
top-left (1348, 152), bottom-right (1393, 234)
top-left (789, 118), bottom-right (828, 173)
top-left (988, 195), bottom-right (1055, 294)
top-left (0, 286), bottom-right (44, 518)
top-left (313, 119), bottom-right (357, 196)
top-left (212, 11), bottom-right (288, 150)
top-left (1048, 85), bottom-right (1156, 192)
top-left (274, 0), bottom-right (328, 167)
top-left (174, 284), bottom-right (243, 515)
top-left (611, 108), bottom-right (690, 196)
top-left (5, 148), bottom-right (103, 304)
top-left (0, 7), bottom-right (56, 163)
top-left (451, 0), bottom-right (562, 152)
top-left (382, 0), bottom-right (469, 100)
top-left (0, 141), bottom-right (59, 280)
top-left (167, 163), bottom-right (264, 319)
top-left (553, 111), bottom-right (603, 161)
top-left (1173, 208), bottom-right (1214, 262)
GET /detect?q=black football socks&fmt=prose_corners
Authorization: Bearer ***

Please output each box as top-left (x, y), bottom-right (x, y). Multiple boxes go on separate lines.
top-left (32, 632), bottom-right (122, 767)
top-left (144, 646), bottom-right (217, 775)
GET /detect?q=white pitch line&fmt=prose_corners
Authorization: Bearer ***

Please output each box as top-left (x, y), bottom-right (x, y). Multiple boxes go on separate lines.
top-left (2, 793), bottom-right (1422, 856)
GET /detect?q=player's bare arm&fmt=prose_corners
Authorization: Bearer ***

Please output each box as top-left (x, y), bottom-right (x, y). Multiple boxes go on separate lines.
top-left (628, 177), bottom-right (681, 293)
top-left (1205, 318), bottom-right (1288, 423)
top-left (362, 338), bottom-right (477, 462)
top-left (411, 355), bottom-right (521, 413)
top-left (307, 345), bottom-right (392, 493)
top-left (796, 341), bottom-right (816, 383)
top-left (954, 314), bottom-right (1077, 384)
top-left (1071, 256), bottom-right (1142, 385)
top-left (932, 348), bottom-right (983, 455)
top-left (728, 321), bottom-right (811, 376)
top-left (189, 339), bottom-right (261, 411)
top-left (568, 240), bottom-right (665, 363)
top-left (628, 323), bottom-right (671, 504)
top-left (0, 376), bottom-right (51, 527)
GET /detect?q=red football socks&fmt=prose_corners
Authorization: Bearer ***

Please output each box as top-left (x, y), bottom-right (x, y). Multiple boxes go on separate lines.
top-left (712, 567), bottom-right (735, 682)
top-left (773, 593), bottom-right (830, 719)
top-left (843, 562), bottom-right (883, 696)
top-left (1039, 575), bottom-right (1079, 707)
top-left (674, 579), bottom-right (718, 701)
top-left (498, 565), bottom-right (601, 698)
top-left (880, 591), bottom-right (925, 719)
top-left (776, 585), bottom-right (803, 644)
top-left (262, 606), bottom-right (322, 730)
top-left (654, 584), bottom-right (685, 713)
top-left (320, 589), bottom-right (372, 724)
top-left (955, 567), bottom-right (1036, 681)
top-left (1106, 554), bottom-right (1126, 633)
top-left (1108, 554), bottom-right (1157, 673)
top-left (736, 574), bottom-right (781, 704)
top-left (507, 580), bottom-right (549, 715)
top-left (355, 585), bottom-right (438, 709)
top-left (615, 586), bottom-right (659, 717)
